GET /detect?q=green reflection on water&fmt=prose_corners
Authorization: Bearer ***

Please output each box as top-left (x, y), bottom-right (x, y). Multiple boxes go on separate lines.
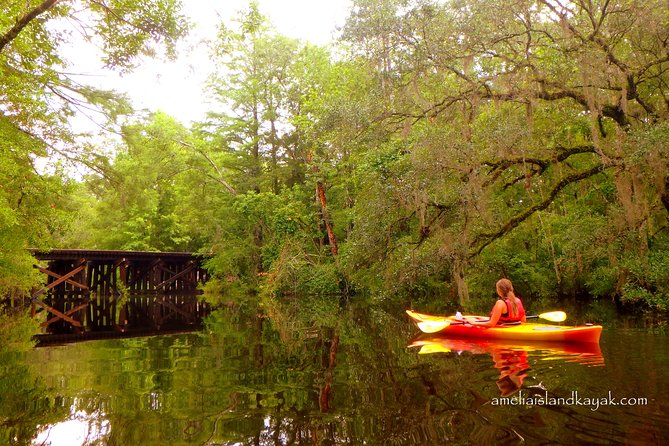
top-left (0, 304), bottom-right (668, 445)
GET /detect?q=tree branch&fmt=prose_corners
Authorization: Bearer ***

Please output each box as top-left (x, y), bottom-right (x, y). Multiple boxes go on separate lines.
top-left (481, 144), bottom-right (600, 187)
top-left (89, 0), bottom-right (154, 35)
top-left (471, 163), bottom-right (611, 257)
top-left (177, 140), bottom-right (237, 195)
top-left (0, 0), bottom-right (61, 53)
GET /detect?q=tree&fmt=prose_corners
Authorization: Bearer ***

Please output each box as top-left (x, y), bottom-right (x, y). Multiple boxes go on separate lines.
top-left (67, 112), bottom-right (196, 251)
top-left (197, 3), bottom-right (352, 289)
top-left (204, 2), bottom-right (309, 194)
top-left (0, 0), bottom-right (188, 297)
top-left (1, 0), bottom-right (188, 164)
top-left (340, 0), bottom-right (669, 307)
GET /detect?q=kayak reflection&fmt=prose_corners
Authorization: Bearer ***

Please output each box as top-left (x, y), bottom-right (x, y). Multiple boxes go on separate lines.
top-left (408, 335), bottom-right (605, 396)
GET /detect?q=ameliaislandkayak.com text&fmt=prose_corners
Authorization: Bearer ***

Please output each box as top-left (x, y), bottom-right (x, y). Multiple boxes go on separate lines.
top-left (491, 390), bottom-right (649, 411)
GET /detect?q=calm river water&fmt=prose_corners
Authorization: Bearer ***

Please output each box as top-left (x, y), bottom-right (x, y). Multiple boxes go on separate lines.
top-left (1, 306), bottom-right (668, 445)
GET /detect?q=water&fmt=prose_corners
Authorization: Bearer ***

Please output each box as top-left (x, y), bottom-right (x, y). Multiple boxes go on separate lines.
top-left (1, 307), bottom-right (667, 445)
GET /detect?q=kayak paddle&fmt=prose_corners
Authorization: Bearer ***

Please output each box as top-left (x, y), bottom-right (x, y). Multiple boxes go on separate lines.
top-left (407, 310), bottom-right (567, 333)
top-left (416, 319), bottom-right (454, 333)
top-left (526, 311), bottom-right (566, 322)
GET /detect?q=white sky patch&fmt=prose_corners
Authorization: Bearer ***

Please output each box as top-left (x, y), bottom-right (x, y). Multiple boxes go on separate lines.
top-left (32, 407), bottom-right (110, 446)
top-left (62, 0), bottom-right (353, 126)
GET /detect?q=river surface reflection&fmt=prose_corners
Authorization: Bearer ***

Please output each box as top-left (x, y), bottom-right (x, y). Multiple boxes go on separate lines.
top-left (0, 307), bottom-right (667, 445)
top-left (409, 335), bottom-right (605, 396)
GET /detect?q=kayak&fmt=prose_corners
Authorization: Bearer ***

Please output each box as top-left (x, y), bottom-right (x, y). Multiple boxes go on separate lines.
top-left (406, 310), bottom-right (602, 344)
top-left (408, 334), bottom-right (604, 363)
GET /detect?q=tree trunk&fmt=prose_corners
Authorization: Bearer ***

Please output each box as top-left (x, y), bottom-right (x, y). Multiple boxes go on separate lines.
top-left (662, 175), bottom-right (669, 219)
top-left (317, 181), bottom-right (338, 256)
top-left (453, 260), bottom-right (469, 306)
top-left (319, 333), bottom-right (339, 413)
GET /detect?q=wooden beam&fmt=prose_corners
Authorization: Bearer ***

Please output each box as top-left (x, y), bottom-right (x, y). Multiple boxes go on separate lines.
top-left (127, 258), bottom-right (162, 289)
top-left (155, 297), bottom-right (194, 321)
top-left (31, 264), bottom-right (87, 299)
top-left (155, 264), bottom-right (196, 290)
top-left (31, 299), bottom-right (83, 328)
top-left (27, 250), bottom-right (208, 334)
top-left (41, 303), bottom-right (89, 328)
top-left (36, 266), bottom-right (89, 291)
top-left (158, 264), bottom-right (198, 287)
top-left (93, 258), bottom-right (126, 290)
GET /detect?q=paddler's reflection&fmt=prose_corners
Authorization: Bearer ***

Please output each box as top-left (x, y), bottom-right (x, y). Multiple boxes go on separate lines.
top-left (492, 349), bottom-right (530, 396)
top-left (408, 335), bottom-right (604, 397)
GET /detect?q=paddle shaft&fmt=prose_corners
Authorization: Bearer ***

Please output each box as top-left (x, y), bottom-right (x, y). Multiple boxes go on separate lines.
top-left (459, 315), bottom-right (541, 324)
top-left (410, 311), bottom-right (565, 324)
top-left (417, 315), bottom-right (549, 333)
top-left (408, 309), bottom-right (566, 333)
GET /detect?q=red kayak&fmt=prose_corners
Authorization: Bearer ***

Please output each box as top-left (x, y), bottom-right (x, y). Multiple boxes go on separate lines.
top-left (406, 310), bottom-right (602, 344)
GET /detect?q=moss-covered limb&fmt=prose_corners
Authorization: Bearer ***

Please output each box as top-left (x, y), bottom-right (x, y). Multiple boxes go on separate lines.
top-left (471, 163), bottom-right (611, 258)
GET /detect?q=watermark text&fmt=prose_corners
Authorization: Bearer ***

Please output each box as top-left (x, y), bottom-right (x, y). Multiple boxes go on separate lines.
top-left (491, 390), bottom-right (648, 411)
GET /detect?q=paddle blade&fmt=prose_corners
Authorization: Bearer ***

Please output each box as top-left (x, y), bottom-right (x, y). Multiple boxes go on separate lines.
top-left (417, 320), bottom-right (450, 333)
top-left (419, 344), bottom-right (451, 354)
top-left (538, 311), bottom-right (567, 322)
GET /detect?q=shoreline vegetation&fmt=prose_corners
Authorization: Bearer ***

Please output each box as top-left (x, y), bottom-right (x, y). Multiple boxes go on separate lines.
top-left (2, 0), bottom-right (669, 345)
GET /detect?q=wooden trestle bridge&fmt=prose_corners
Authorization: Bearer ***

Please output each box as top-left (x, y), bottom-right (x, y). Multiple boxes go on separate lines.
top-left (29, 249), bottom-right (209, 340)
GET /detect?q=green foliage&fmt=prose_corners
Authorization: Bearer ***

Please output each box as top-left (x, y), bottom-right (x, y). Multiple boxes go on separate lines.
top-left (68, 112), bottom-right (196, 251)
top-left (620, 250), bottom-right (669, 311)
top-left (470, 247), bottom-right (558, 302)
top-left (0, 0), bottom-right (190, 299)
top-left (206, 186), bottom-right (324, 283)
top-left (88, 0), bottom-right (189, 69)
top-left (264, 244), bottom-right (342, 298)
top-left (0, 142), bottom-right (72, 295)
top-left (4, 0), bottom-right (669, 324)
top-left (0, 311), bottom-right (38, 353)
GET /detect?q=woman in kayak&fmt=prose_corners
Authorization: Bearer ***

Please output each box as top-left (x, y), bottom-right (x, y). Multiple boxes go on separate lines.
top-left (466, 278), bottom-right (526, 327)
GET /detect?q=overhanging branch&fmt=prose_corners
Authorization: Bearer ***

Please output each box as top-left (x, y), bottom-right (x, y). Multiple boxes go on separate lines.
top-left (482, 144), bottom-right (600, 187)
top-left (0, 0), bottom-right (61, 53)
top-left (470, 163), bottom-right (611, 257)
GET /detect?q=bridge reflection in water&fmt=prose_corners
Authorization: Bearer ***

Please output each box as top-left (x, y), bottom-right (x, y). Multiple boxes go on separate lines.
top-left (28, 249), bottom-right (210, 344)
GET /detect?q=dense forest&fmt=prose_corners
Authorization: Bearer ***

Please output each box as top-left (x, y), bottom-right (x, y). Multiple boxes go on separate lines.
top-left (2, 0), bottom-right (669, 330)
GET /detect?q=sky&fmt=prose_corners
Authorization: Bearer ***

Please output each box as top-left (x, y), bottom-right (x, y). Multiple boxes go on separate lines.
top-left (82, 0), bottom-right (354, 125)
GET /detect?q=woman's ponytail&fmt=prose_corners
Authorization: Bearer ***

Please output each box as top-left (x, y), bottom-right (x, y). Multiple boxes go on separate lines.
top-left (496, 278), bottom-right (518, 317)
